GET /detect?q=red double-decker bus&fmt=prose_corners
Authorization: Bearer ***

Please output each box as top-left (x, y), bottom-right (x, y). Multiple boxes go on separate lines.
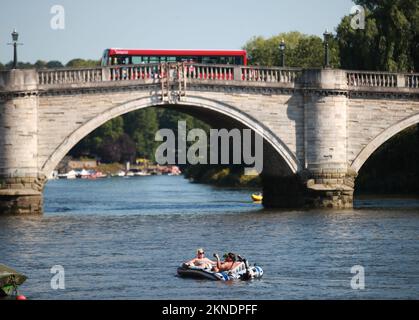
top-left (101, 48), bottom-right (247, 66)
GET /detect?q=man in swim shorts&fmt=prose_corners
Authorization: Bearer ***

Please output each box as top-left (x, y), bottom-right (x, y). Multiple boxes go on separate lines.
top-left (184, 248), bottom-right (216, 269)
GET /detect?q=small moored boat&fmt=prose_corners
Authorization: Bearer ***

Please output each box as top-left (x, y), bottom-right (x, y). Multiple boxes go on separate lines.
top-left (251, 193), bottom-right (263, 202)
top-left (0, 264), bottom-right (27, 299)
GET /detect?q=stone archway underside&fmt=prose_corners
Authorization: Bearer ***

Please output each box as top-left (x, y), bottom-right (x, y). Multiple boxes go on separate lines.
top-left (40, 95), bottom-right (301, 178)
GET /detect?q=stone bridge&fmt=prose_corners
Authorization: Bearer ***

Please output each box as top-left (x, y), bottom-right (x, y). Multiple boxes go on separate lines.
top-left (1, 63), bottom-right (418, 214)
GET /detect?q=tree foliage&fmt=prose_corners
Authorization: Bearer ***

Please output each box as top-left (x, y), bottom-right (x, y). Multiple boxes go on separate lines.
top-left (123, 109), bottom-right (159, 160)
top-left (337, 0), bottom-right (419, 71)
top-left (66, 59), bottom-right (100, 68)
top-left (243, 31), bottom-right (340, 68)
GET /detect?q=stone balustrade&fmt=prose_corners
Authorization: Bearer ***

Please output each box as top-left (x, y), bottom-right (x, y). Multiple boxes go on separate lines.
top-left (24, 65), bottom-right (419, 91)
top-left (184, 64), bottom-right (235, 80)
top-left (36, 63), bottom-right (302, 86)
top-left (347, 70), bottom-right (419, 89)
top-left (108, 63), bottom-right (161, 81)
top-left (241, 66), bottom-right (301, 83)
top-left (406, 74), bottom-right (419, 88)
top-left (347, 71), bottom-right (398, 87)
top-left (38, 68), bottom-right (103, 85)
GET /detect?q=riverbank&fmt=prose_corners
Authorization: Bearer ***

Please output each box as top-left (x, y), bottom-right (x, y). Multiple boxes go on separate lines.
top-left (183, 166), bottom-right (261, 188)
top-left (96, 162), bottom-right (124, 175)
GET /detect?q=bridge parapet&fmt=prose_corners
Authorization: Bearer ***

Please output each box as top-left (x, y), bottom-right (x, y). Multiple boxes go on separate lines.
top-left (347, 70), bottom-right (419, 89)
top-left (34, 64), bottom-right (419, 94)
top-left (0, 64), bottom-right (410, 91)
top-left (405, 74), bottom-right (419, 88)
top-left (36, 63), bottom-right (302, 87)
top-left (37, 67), bottom-right (103, 85)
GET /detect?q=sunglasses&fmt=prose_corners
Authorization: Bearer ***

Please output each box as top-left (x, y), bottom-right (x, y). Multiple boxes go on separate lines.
top-left (198, 252), bottom-right (204, 254)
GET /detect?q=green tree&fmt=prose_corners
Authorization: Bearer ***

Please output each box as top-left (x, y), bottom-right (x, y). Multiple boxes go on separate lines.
top-left (118, 133), bottom-right (137, 163)
top-left (4, 61), bottom-right (34, 69)
top-left (70, 117), bottom-right (124, 159)
top-left (34, 60), bottom-right (47, 69)
top-left (243, 31), bottom-right (339, 68)
top-left (337, 0), bottom-right (419, 71)
top-left (47, 60), bottom-right (64, 68)
top-left (123, 108), bottom-right (159, 160)
top-left (66, 59), bottom-right (100, 68)
top-left (96, 133), bottom-right (136, 164)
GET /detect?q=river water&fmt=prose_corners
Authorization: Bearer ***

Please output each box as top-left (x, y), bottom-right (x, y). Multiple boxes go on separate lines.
top-left (1, 175), bottom-right (418, 299)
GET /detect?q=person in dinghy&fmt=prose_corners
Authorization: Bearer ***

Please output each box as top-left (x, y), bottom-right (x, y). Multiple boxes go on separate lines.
top-left (212, 252), bottom-right (242, 272)
top-left (183, 248), bottom-right (216, 269)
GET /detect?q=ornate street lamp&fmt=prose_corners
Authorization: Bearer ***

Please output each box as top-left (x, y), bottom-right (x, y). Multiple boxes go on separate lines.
top-left (279, 39), bottom-right (286, 67)
top-left (8, 29), bottom-right (23, 69)
top-left (323, 29), bottom-right (332, 68)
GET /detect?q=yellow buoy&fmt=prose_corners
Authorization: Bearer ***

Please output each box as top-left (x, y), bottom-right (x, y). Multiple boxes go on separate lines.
top-left (251, 193), bottom-right (263, 202)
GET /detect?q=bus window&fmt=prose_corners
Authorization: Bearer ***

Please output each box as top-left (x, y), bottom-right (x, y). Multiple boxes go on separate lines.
top-left (202, 56), bottom-right (219, 64)
top-left (116, 56), bottom-right (130, 65)
top-left (235, 57), bottom-right (243, 65)
top-left (177, 56), bottom-right (190, 62)
top-left (132, 56), bottom-right (143, 64)
top-left (149, 56), bottom-right (159, 63)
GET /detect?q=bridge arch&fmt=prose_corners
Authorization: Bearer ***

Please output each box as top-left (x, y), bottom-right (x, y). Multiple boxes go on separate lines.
top-left (40, 95), bottom-right (301, 177)
top-left (351, 112), bottom-right (419, 173)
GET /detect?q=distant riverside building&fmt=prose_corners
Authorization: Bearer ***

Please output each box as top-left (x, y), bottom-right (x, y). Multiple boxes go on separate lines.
top-left (56, 156), bottom-right (98, 173)
top-left (68, 159), bottom-right (97, 170)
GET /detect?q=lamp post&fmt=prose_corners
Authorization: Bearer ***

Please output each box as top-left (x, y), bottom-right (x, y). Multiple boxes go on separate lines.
top-left (279, 39), bottom-right (286, 67)
top-left (8, 29), bottom-right (22, 69)
top-left (323, 29), bottom-right (332, 68)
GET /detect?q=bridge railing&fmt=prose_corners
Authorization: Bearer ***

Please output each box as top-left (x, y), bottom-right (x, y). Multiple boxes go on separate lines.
top-left (347, 70), bottom-right (419, 89)
top-left (38, 67), bottom-right (103, 85)
top-left (347, 71), bottom-right (398, 88)
top-left (241, 66), bottom-right (302, 83)
top-left (405, 74), bottom-right (419, 88)
top-left (183, 64), bottom-right (235, 80)
top-left (38, 63), bottom-right (303, 86)
top-left (106, 63), bottom-right (236, 81)
top-left (107, 63), bottom-right (162, 81)
top-left (37, 65), bottom-right (419, 89)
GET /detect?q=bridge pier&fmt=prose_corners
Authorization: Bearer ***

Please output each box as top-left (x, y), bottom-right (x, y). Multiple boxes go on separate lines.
top-left (304, 169), bottom-right (356, 209)
top-left (262, 171), bottom-right (355, 209)
top-left (0, 69), bottom-right (44, 215)
top-left (263, 69), bottom-right (355, 209)
top-left (301, 69), bottom-right (354, 208)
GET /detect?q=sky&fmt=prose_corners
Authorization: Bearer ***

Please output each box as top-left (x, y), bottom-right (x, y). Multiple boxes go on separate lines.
top-left (0, 0), bottom-right (355, 64)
